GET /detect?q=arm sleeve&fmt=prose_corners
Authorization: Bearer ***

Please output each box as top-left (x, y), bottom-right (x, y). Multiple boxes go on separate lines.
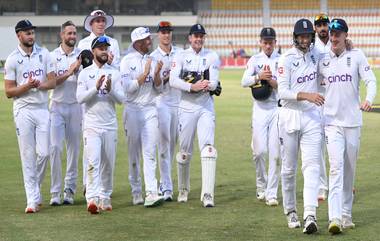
top-left (109, 72), bottom-right (124, 104)
top-left (169, 54), bottom-right (191, 92)
top-left (4, 56), bottom-right (16, 81)
top-left (45, 50), bottom-right (55, 75)
top-left (111, 40), bottom-right (121, 69)
top-left (76, 71), bottom-right (98, 103)
top-left (120, 56), bottom-right (139, 94)
top-left (208, 52), bottom-right (220, 91)
top-left (241, 56), bottom-right (257, 88)
top-left (358, 50), bottom-right (377, 104)
top-left (277, 55), bottom-right (298, 100)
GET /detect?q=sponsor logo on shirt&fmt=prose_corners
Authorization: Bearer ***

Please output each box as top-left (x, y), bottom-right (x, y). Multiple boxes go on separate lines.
top-left (296, 71), bottom-right (317, 83)
top-left (17, 60), bottom-right (23, 64)
top-left (22, 69), bottom-right (44, 79)
top-left (327, 74), bottom-right (352, 83)
top-left (57, 69), bottom-right (68, 76)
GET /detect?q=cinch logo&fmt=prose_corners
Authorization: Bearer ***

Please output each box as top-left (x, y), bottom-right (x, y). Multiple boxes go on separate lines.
top-left (22, 69), bottom-right (44, 79)
top-left (296, 72), bottom-right (317, 83)
top-left (57, 69), bottom-right (68, 76)
top-left (327, 74), bottom-right (352, 83)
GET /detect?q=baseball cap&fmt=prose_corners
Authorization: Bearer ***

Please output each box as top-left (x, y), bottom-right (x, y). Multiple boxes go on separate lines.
top-left (15, 19), bottom-right (36, 33)
top-left (189, 24), bottom-right (206, 35)
top-left (131, 27), bottom-right (151, 43)
top-left (314, 13), bottom-right (330, 25)
top-left (329, 18), bottom-right (349, 33)
top-left (91, 36), bottom-right (111, 49)
top-left (260, 27), bottom-right (276, 39)
top-left (84, 10), bottom-right (114, 33)
top-left (157, 21), bottom-right (173, 32)
top-left (293, 18), bottom-right (315, 36)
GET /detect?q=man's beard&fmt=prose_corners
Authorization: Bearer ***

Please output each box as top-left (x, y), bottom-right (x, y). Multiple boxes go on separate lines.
top-left (22, 40), bottom-right (34, 48)
top-left (65, 39), bottom-right (76, 47)
top-left (96, 54), bottom-right (108, 64)
top-left (318, 31), bottom-right (328, 39)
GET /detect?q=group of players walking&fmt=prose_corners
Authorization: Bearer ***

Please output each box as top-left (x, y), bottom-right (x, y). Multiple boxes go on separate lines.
top-left (4, 9), bottom-right (376, 235)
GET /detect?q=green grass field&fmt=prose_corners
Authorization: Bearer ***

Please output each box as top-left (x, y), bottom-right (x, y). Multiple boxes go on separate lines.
top-left (0, 70), bottom-right (380, 241)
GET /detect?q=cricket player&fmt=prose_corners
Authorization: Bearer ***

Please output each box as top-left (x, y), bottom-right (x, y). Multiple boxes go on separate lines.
top-left (241, 27), bottom-right (281, 206)
top-left (318, 19), bottom-right (377, 234)
top-left (150, 21), bottom-right (183, 201)
top-left (78, 9), bottom-right (120, 68)
top-left (49, 21), bottom-right (82, 206)
top-left (120, 27), bottom-right (164, 207)
top-left (4, 20), bottom-right (56, 213)
top-left (77, 36), bottom-right (124, 214)
top-left (277, 19), bottom-right (324, 234)
top-left (170, 24), bottom-right (220, 207)
top-left (313, 13), bottom-right (330, 201)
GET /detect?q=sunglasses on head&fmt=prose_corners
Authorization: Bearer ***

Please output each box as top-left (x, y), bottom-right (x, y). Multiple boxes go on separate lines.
top-left (315, 14), bottom-right (329, 22)
top-left (159, 21), bottom-right (172, 28)
top-left (329, 21), bottom-right (344, 31)
top-left (91, 36), bottom-right (110, 48)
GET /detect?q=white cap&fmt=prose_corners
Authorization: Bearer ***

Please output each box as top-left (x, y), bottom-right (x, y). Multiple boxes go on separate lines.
top-left (84, 10), bottom-right (114, 33)
top-left (131, 27), bottom-right (151, 43)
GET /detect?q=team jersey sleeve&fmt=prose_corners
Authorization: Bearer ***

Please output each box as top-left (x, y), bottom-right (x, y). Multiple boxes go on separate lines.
top-left (109, 71), bottom-right (124, 104)
top-left (45, 49), bottom-right (55, 75)
top-left (241, 56), bottom-right (257, 88)
top-left (357, 50), bottom-right (377, 104)
top-left (50, 52), bottom-right (58, 74)
top-left (4, 55), bottom-right (16, 81)
top-left (111, 40), bottom-right (121, 69)
top-left (208, 52), bottom-right (220, 91)
top-left (76, 70), bottom-right (98, 103)
top-left (169, 54), bottom-right (191, 92)
top-left (120, 56), bottom-right (139, 94)
top-left (277, 55), bottom-right (298, 100)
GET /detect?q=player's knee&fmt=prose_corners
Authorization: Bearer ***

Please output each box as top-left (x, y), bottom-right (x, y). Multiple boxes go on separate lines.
top-left (281, 165), bottom-right (296, 177)
top-left (176, 151), bottom-right (191, 165)
top-left (252, 150), bottom-right (266, 162)
top-left (201, 145), bottom-right (217, 162)
top-left (49, 145), bottom-right (62, 156)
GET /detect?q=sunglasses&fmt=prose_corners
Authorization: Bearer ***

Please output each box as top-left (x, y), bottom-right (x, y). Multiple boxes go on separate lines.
top-left (159, 21), bottom-right (172, 28)
top-left (329, 21), bottom-right (344, 31)
top-left (315, 14), bottom-right (329, 22)
top-left (91, 36), bottom-right (110, 49)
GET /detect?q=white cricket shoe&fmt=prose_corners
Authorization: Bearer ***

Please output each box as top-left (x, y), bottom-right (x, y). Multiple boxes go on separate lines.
top-left (49, 193), bottom-right (61, 206)
top-left (318, 189), bottom-right (328, 201)
top-left (303, 215), bottom-right (318, 234)
top-left (87, 198), bottom-right (99, 214)
top-left (286, 211), bottom-right (301, 229)
top-left (256, 190), bottom-right (265, 201)
top-left (328, 218), bottom-right (343, 234)
top-left (25, 203), bottom-right (39, 214)
top-left (132, 193), bottom-right (144, 205)
top-left (342, 215), bottom-right (355, 229)
top-left (265, 198), bottom-right (279, 206)
top-left (63, 188), bottom-right (74, 205)
top-left (144, 192), bottom-right (164, 207)
top-left (99, 198), bottom-right (112, 211)
top-left (177, 189), bottom-right (189, 203)
top-left (202, 193), bottom-right (214, 208)
top-left (163, 191), bottom-right (173, 202)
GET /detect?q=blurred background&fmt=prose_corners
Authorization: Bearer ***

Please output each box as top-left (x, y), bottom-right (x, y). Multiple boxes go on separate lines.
top-left (0, 0), bottom-right (379, 68)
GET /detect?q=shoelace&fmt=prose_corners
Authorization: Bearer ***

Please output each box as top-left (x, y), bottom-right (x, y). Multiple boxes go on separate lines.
top-left (204, 193), bottom-right (213, 201)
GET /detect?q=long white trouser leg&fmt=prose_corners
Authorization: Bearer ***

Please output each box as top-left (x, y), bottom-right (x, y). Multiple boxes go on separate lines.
top-left (124, 106), bottom-right (142, 195)
top-left (64, 103), bottom-right (82, 193)
top-left (278, 114), bottom-right (299, 214)
top-left (266, 109), bottom-right (280, 200)
top-left (197, 108), bottom-right (216, 200)
top-left (141, 106), bottom-right (159, 193)
top-left (251, 105), bottom-right (268, 194)
top-left (342, 127), bottom-right (360, 218)
top-left (319, 107), bottom-right (328, 191)
top-left (84, 129), bottom-right (101, 201)
top-left (177, 109), bottom-right (197, 192)
top-left (157, 102), bottom-right (177, 193)
top-left (81, 104), bottom-right (87, 188)
top-left (99, 130), bottom-right (117, 200)
top-left (50, 102), bottom-right (65, 194)
top-left (325, 125), bottom-right (345, 221)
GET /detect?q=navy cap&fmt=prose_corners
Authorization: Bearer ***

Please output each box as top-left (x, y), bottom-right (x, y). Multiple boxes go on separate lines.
top-left (15, 19), bottom-right (36, 33)
top-left (91, 36), bottom-right (111, 49)
top-left (260, 27), bottom-right (276, 39)
top-left (157, 21), bottom-right (173, 32)
top-left (189, 24), bottom-right (206, 35)
top-left (329, 18), bottom-right (348, 33)
top-left (314, 13), bottom-right (330, 25)
top-left (293, 18), bottom-right (314, 36)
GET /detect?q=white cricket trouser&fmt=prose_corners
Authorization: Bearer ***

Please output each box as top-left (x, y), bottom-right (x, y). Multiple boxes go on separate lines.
top-left (124, 104), bottom-right (159, 194)
top-left (157, 102), bottom-right (178, 193)
top-left (325, 125), bottom-right (360, 220)
top-left (177, 107), bottom-right (215, 191)
top-left (319, 107), bottom-right (328, 191)
top-left (84, 128), bottom-right (117, 201)
top-left (14, 105), bottom-right (50, 206)
top-left (251, 104), bottom-right (280, 200)
top-left (278, 107), bottom-right (321, 219)
top-left (50, 101), bottom-right (82, 194)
